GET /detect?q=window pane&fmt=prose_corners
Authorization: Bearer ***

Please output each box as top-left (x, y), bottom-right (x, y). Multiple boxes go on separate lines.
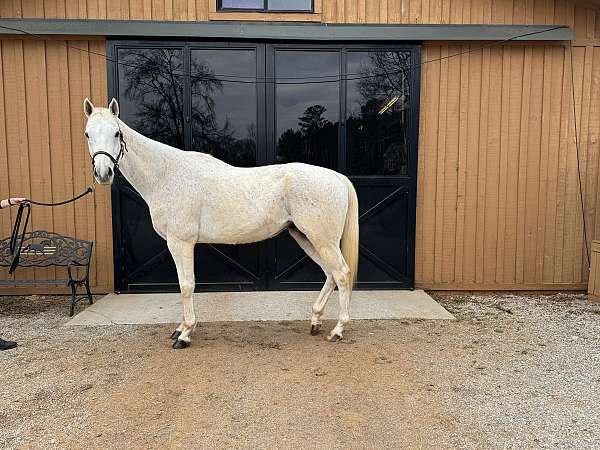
top-left (220, 0), bottom-right (264, 9)
top-left (346, 51), bottom-right (411, 176)
top-left (117, 48), bottom-right (185, 149)
top-left (275, 50), bottom-right (339, 169)
top-left (268, 0), bottom-right (312, 10)
top-left (190, 49), bottom-right (257, 166)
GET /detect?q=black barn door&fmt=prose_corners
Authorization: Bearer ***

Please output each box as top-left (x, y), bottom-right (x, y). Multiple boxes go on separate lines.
top-left (267, 45), bottom-right (419, 289)
top-left (108, 41), bottom-right (419, 293)
top-left (109, 43), bottom-right (268, 292)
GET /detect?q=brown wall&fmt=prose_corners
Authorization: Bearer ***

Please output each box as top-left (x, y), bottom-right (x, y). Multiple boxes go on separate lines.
top-left (1, 0), bottom-right (600, 292)
top-left (0, 38), bottom-right (112, 293)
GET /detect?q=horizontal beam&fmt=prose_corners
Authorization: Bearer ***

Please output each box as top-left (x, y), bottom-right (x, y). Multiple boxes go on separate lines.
top-left (0, 19), bottom-right (575, 41)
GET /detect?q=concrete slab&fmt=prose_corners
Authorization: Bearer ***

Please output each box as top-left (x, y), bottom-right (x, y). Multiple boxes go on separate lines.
top-left (66, 290), bottom-right (454, 326)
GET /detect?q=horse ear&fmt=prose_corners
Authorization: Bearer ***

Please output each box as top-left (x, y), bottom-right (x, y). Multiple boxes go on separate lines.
top-left (108, 98), bottom-right (119, 117)
top-left (83, 98), bottom-right (94, 118)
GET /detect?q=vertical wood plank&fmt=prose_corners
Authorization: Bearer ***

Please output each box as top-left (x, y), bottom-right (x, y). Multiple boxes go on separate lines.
top-left (566, 46), bottom-right (585, 282)
top-left (409, 0), bottom-right (420, 23)
top-left (523, 46), bottom-right (544, 284)
top-left (579, 45), bottom-right (594, 279)
top-left (24, 40), bottom-right (55, 282)
top-left (195, 0), bottom-right (208, 21)
top-left (504, 46), bottom-right (524, 284)
top-left (588, 49), bottom-right (600, 264)
top-left (336, 0), bottom-right (345, 22)
top-left (173, 0), bottom-right (188, 20)
top-left (0, 44), bottom-right (12, 262)
top-left (475, 47), bottom-right (490, 284)
top-left (45, 40), bottom-right (76, 266)
top-left (454, 46), bottom-right (469, 284)
top-left (165, 0), bottom-right (173, 20)
top-left (428, 0), bottom-right (440, 23)
top-left (378, 0), bottom-right (387, 23)
top-left (417, 45), bottom-right (441, 285)
top-left (515, 47), bottom-right (532, 284)
top-left (462, 47), bottom-right (482, 283)
top-left (365, 0), bottom-right (378, 23)
top-left (21, 0), bottom-right (44, 17)
top-left (495, 46), bottom-right (511, 284)
top-left (543, 46), bottom-right (564, 283)
top-left (44, 0), bottom-right (66, 18)
top-left (152, 0), bottom-right (165, 20)
top-left (535, 45), bottom-right (552, 283)
top-left (554, 42), bottom-right (572, 283)
top-left (441, 45), bottom-right (461, 283)
top-left (434, 46), bottom-right (449, 284)
top-left (2, 41), bottom-right (34, 281)
top-left (130, 0), bottom-right (144, 18)
top-left (356, 0), bottom-right (365, 23)
top-left (67, 41), bottom-right (92, 263)
top-left (483, 46), bottom-right (502, 284)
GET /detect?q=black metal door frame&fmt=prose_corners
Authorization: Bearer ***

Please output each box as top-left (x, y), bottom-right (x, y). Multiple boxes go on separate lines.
top-left (107, 39), bottom-right (420, 293)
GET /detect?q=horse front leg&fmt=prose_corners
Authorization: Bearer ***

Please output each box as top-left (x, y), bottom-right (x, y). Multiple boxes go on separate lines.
top-left (166, 237), bottom-right (196, 349)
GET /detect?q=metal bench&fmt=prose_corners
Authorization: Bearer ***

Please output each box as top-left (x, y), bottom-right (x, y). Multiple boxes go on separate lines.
top-left (0, 230), bottom-right (94, 316)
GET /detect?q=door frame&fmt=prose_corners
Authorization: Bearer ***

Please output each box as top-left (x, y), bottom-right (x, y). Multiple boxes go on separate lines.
top-left (265, 43), bottom-right (421, 290)
top-left (107, 39), bottom-right (421, 292)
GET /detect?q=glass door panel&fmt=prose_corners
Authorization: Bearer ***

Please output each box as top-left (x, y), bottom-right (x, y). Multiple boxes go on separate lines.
top-left (190, 48), bottom-right (258, 166)
top-left (274, 50), bottom-right (340, 170)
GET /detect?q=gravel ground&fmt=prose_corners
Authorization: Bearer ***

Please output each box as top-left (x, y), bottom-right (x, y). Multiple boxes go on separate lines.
top-left (0, 292), bottom-right (599, 449)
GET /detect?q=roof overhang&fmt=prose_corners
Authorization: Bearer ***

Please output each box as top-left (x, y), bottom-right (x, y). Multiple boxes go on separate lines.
top-left (0, 19), bottom-right (575, 41)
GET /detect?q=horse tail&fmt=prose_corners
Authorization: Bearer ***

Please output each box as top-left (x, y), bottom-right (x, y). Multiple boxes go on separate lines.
top-left (341, 176), bottom-right (359, 292)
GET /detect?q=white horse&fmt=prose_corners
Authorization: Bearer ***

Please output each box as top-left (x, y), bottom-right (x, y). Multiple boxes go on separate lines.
top-left (84, 98), bottom-right (359, 349)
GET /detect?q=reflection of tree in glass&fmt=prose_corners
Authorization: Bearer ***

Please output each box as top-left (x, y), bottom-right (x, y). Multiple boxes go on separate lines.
top-left (277, 104), bottom-right (338, 169)
top-left (347, 52), bottom-right (411, 175)
top-left (120, 49), bottom-right (187, 149)
top-left (357, 51), bottom-right (410, 103)
top-left (120, 49), bottom-right (256, 166)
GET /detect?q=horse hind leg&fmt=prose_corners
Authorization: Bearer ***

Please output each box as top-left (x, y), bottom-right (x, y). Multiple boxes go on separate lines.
top-left (312, 244), bottom-right (351, 342)
top-left (288, 227), bottom-right (335, 335)
top-left (167, 237), bottom-right (196, 349)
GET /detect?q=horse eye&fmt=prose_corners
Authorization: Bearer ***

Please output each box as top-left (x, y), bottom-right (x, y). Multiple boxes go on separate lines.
top-left (84, 132), bottom-right (89, 138)
top-left (115, 131), bottom-right (120, 138)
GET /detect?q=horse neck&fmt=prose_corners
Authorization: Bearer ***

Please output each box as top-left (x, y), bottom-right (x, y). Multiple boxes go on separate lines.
top-left (116, 119), bottom-right (168, 199)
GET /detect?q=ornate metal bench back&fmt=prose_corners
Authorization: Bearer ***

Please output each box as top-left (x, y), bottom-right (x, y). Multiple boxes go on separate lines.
top-left (0, 231), bottom-right (92, 267)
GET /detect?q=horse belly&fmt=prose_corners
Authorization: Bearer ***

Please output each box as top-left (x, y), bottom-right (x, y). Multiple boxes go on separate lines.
top-left (198, 196), bottom-right (290, 244)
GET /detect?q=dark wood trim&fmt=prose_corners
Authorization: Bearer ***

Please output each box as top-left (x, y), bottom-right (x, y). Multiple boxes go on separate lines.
top-left (0, 19), bottom-right (574, 41)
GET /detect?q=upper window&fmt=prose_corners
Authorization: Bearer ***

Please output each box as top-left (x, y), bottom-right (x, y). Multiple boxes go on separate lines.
top-left (218, 0), bottom-right (313, 12)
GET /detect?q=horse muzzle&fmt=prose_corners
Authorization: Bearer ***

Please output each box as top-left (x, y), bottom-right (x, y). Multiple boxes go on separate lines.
top-left (93, 165), bottom-right (114, 185)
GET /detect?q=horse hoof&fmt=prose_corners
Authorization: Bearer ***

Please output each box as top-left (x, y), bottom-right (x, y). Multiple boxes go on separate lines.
top-left (172, 339), bottom-right (189, 349)
top-left (170, 330), bottom-right (181, 340)
top-left (310, 324), bottom-right (321, 335)
top-left (327, 334), bottom-right (342, 342)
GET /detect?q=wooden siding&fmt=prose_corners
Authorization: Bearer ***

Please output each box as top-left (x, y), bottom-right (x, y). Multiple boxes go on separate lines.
top-left (416, 42), bottom-right (600, 290)
top-left (1, 0), bottom-right (600, 291)
top-left (0, 0), bottom-right (597, 38)
top-left (0, 39), bottom-right (112, 293)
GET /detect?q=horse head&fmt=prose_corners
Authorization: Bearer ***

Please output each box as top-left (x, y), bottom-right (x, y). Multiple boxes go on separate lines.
top-left (83, 98), bottom-right (123, 185)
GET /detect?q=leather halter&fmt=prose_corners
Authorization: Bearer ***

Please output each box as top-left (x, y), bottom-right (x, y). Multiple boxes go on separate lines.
top-left (91, 127), bottom-right (128, 171)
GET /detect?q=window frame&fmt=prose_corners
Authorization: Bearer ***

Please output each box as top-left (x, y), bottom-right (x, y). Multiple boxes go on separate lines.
top-left (217, 0), bottom-right (314, 13)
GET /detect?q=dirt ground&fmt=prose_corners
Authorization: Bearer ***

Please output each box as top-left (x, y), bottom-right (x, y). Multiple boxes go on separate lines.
top-left (0, 292), bottom-right (599, 450)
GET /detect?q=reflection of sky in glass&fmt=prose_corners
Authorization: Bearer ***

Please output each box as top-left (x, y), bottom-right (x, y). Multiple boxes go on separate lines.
top-left (276, 50), bottom-right (339, 135)
top-left (268, 0), bottom-right (312, 10)
top-left (221, 0), bottom-right (263, 8)
top-left (191, 49), bottom-right (256, 140)
top-left (346, 52), bottom-right (369, 117)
